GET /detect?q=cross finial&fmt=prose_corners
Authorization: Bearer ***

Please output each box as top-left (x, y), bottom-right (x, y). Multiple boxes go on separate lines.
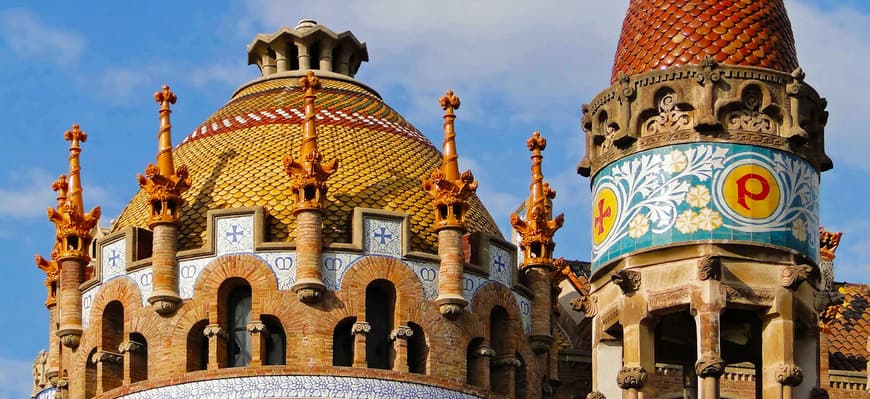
top-left (440, 90), bottom-right (460, 116)
top-left (154, 84), bottom-right (177, 111)
top-left (527, 131), bottom-right (547, 152)
top-left (51, 174), bottom-right (68, 195)
top-left (300, 70), bottom-right (321, 97)
top-left (64, 124), bottom-right (87, 147)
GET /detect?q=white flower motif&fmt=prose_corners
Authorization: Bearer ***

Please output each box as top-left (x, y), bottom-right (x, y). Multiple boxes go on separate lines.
top-left (792, 217), bottom-right (807, 242)
top-left (675, 210), bottom-right (698, 234)
top-left (686, 185), bottom-right (711, 208)
top-left (662, 149), bottom-right (688, 174)
top-left (695, 208), bottom-right (723, 231)
top-left (628, 213), bottom-right (650, 238)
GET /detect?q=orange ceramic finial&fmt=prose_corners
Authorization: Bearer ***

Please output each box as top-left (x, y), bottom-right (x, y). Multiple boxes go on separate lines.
top-left (137, 85), bottom-right (191, 227)
top-left (48, 124), bottom-right (101, 262)
top-left (35, 252), bottom-right (59, 308)
top-left (51, 174), bottom-right (68, 210)
top-left (423, 90), bottom-right (478, 229)
top-left (511, 131), bottom-right (564, 269)
top-left (284, 71), bottom-right (338, 211)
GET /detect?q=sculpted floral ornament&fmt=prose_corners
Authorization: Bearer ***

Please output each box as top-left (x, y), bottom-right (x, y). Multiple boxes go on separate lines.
top-left (611, 270), bottom-right (641, 294)
top-left (586, 392), bottom-right (606, 399)
top-left (351, 321), bottom-right (371, 336)
top-left (616, 366), bottom-right (648, 390)
top-left (423, 90), bottom-right (477, 228)
top-left (781, 264), bottom-right (816, 290)
top-left (697, 256), bottom-right (722, 281)
top-left (775, 363), bottom-right (804, 387)
top-left (389, 326), bottom-right (414, 341)
top-left (644, 91), bottom-right (693, 136)
top-left (694, 356), bottom-right (725, 378)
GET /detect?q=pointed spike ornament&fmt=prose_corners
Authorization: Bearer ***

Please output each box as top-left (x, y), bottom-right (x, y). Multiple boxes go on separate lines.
top-left (137, 85), bottom-right (191, 227)
top-left (423, 90), bottom-right (478, 229)
top-left (35, 249), bottom-right (60, 308)
top-left (511, 131), bottom-right (565, 270)
top-left (284, 71), bottom-right (338, 212)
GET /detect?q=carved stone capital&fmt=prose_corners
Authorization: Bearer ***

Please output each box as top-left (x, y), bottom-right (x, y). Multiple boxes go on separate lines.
top-left (246, 321), bottom-right (268, 334)
top-left (59, 333), bottom-right (80, 350)
top-left (611, 270), bottom-right (641, 294)
top-left (203, 324), bottom-right (228, 340)
top-left (351, 321), bottom-right (371, 336)
top-left (118, 340), bottom-right (145, 354)
top-left (91, 350), bottom-right (124, 365)
top-left (472, 344), bottom-right (495, 358)
top-left (530, 334), bottom-right (554, 354)
top-left (389, 325), bottom-right (414, 341)
top-left (493, 354), bottom-right (522, 369)
top-left (781, 264), bottom-right (815, 290)
top-left (586, 391), bottom-right (607, 399)
top-left (694, 356), bottom-right (725, 378)
top-left (775, 363), bottom-right (804, 386)
top-left (697, 256), bottom-right (722, 281)
top-left (616, 366), bottom-right (648, 390)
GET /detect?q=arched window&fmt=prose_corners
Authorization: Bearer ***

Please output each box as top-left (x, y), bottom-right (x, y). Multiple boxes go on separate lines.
top-left (333, 317), bottom-right (357, 367)
top-left (466, 337), bottom-right (485, 386)
top-left (128, 333), bottom-right (147, 383)
top-left (101, 301), bottom-right (124, 392)
top-left (187, 320), bottom-right (209, 371)
top-left (85, 348), bottom-right (97, 398)
top-left (490, 306), bottom-right (510, 395)
top-left (261, 315), bottom-right (286, 366)
top-left (227, 285), bottom-right (252, 367)
top-left (407, 322), bottom-right (427, 374)
top-left (365, 279), bottom-right (395, 370)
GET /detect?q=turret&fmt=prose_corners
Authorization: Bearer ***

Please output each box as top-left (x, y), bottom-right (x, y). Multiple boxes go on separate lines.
top-left (137, 84), bottom-right (191, 315)
top-left (48, 124), bottom-right (101, 350)
top-left (423, 90), bottom-right (478, 317)
top-left (284, 70), bottom-right (338, 302)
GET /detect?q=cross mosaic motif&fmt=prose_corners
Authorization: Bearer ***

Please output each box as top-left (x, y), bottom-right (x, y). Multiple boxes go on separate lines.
top-left (373, 226), bottom-right (393, 245)
top-left (594, 198), bottom-right (612, 235)
top-left (108, 250), bottom-right (121, 267)
top-left (494, 254), bottom-right (506, 273)
top-left (226, 225), bottom-right (244, 243)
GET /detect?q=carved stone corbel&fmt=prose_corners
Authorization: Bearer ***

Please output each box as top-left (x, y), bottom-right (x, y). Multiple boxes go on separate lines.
top-left (785, 68), bottom-right (809, 144)
top-left (473, 344), bottom-right (496, 358)
top-left (389, 325), bottom-right (414, 341)
top-left (351, 321), bottom-right (371, 336)
top-left (203, 324), bottom-right (228, 340)
top-left (117, 340), bottom-right (145, 354)
top-left (616, 366), bottom-right (648, 390)
top-left (775, 363), bottom-right (804, 386)
top-left (91, 350), bottom-right (124, 365)
top-left (694, 355), bottom-right (725, 378)
top-left (493, 354), bottom-right (522, 369)
top-left (697, 256), bottom-right (722, 281)
top-left (246, 321), bottom-right (268, 335)
top-left (612, 72), bottom-right (637, 147)
top-left (586, 392), bottom-right (607, 399)
top-left (695, 56), bottom-right (723, 133)
top-left (781, 264), bottom-right (815, 290)
top-left (611, 270), bottom-right (641, 294)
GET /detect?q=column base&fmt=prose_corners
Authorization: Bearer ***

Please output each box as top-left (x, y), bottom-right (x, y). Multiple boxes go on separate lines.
top-left (436, 295), bottom-right (468, 317)
top-left (148, 292), bottom-right (182, 315)
top-left (292, 279), bottom-right (326, 303)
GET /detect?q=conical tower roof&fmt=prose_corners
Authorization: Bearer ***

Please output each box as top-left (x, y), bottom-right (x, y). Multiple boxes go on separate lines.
top-left (611, 0), bottom-right (799, 82)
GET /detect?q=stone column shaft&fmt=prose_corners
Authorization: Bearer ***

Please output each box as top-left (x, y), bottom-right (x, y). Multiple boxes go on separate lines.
top-left (149, 223), bottom-right (181, 314)
top-left (57, 259), bottom-right (84, 347)
top-left (392, 337), bottom-right (409, 372)
top-left (261, 50), bottom-right (277, 76)
top-left (319, 44), bottom-right (334, 72)
top-left (351, 322), bottom-right (370, 368)
top-left (527, 267), bottom-right (553, 352)
top-left (436, 227), bottom-right (468, 315)
top-left (247, 321), bottom-right (267, 367)
top-left (620, 295), bottom-right (654, 399)
top-left (296, 44), bottom-right (310, 71)
top-left (762, 288), bottom-right (800, 399)
top-left (292, 210), bottom-right (325, 301)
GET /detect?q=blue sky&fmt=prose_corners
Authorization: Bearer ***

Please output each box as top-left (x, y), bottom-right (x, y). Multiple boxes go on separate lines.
top-left (1, 1), bottom-right (869, 397)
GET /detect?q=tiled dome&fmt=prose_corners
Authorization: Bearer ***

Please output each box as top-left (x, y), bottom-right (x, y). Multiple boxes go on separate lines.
top-left (612, 0), bottom-right (799, 82)
top-left (113, 75), bottom-right (502, 253)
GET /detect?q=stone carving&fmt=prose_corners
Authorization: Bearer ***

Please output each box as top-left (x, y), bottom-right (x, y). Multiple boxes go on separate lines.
top-left (647, 287), bottom-right (690, 310)
top-left (472, 344), bottom-right (495, 358)
top-left (601, 306), bottom-right (619, 328)
top-left (493, 354), bottom-right (522, 369)
top-left (774, 363), bottom-right (804, 386)
top-left (726, 87), bottom-right (775, 134)
top-left (578, 104), bottom-right (594, 176)
top-left (697, 256), bottom-right (722, 281)
top-left (60, 335), bottom-right (80, 350)
top-left (785, 68), bottom-right (809, 143)
top-left (389, 325), bottom-right (414, 341)
top-left (118, 340), bottom-right (145, 354)
top-left (694, 56), bottom-right (723, 132)
top-left (203, 324), bottom-right (228, 340)
top-left (613, 72), bottom-right (637, 146)
top-left (570, 284), bottom-right (598, 317)
top-left (586, 392), bottom-right (607, 399)
top-left (91, 350), bottom-right (124, 365)
top-left (351, 321), bottom-right (371, 336)
top-left (616, 366), bottom-right (648, 390)
top-left (32, 350), bottom-right (50, 395)
top-left (725, 286), bottom-right (775, 305)
top-left (644, 91), bottom-right (692, 136)
top-left (246, 321), bottom-right (268, 334)
top-left (611, 270), bottom-right (641, 294)
top-left (694, 356), bottom-right (725, 378)
top-left (781, 264), bottom-right (815, 290)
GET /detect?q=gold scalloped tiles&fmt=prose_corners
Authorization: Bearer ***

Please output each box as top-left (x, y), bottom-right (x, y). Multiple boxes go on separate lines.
top-left (114, 77), bottom-right (502, 253)
top-left (612, 0), bottom-right (799, 83)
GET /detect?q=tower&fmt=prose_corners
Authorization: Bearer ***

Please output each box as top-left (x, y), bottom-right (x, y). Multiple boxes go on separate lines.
top-left (577, 1), bottom-right (830, 398)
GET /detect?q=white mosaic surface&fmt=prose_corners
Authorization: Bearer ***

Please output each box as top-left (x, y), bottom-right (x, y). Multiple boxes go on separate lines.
top-left (35, 387), bottom-right (56, 399)
top-left (216, 215), bottom-right (254, 255)
top-left (363, 216), bottom-right (402, 256)
top-left (128, 269), bottom-right (153, 305)
top-left (513, 292), bottom-right (532, 336)
top-left (321, 252), bottom-right (364, 291)
top-left (81, 286), bottom-right (97, 328)
top-left (118, 375), bottom-right (480, 399)
top-left (101, 239), bottom-right (126, 282)
top-left (488, 244), bottom-right (513, 287)
top-left (406, 261), bottom-right (439, 300)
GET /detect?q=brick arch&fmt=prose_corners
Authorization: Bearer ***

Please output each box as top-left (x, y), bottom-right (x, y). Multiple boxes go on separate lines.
top-left (468, 282), bottom-right (524, 346)
top-left (339, 255), bottom-right (426, 321)
top-left (86, 276), bottom-right (145, 326)
top-left (171, 301), bottom-right (210, 348)
top-left (192, 253), bottom-right (278, 316)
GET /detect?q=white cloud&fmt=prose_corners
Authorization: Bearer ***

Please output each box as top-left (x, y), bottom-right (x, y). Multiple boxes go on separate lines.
top-left (0, 356), bottom-right (34, 399)
top-left (0, 168), bottom-right (115, 219)
top-left (189, 63), bottom-right (253, 88)
top-left (0, 8), bottom-right (85, 65)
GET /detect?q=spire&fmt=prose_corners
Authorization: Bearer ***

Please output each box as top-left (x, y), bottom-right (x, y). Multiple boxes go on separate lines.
top-left (137, 85), bottom-right (191, 227)
top-left (423, 90), bottom-right (478, 229)
top-left (284, 71), bottom-right (338, 211)
top-left (47, 124), bottom-right (101, 261)
top-left (35, 251), bottom-right (59, 308)
top-left (511, 131), bottom-right (564, 269)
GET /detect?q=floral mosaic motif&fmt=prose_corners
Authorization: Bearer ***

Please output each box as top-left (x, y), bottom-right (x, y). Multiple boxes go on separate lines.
top-left (117, 376), bottom-right (482, 399)
top-left (592, 143), bottom-right (819, 269)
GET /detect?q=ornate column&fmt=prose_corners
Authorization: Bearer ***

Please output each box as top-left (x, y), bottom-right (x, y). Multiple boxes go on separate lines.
top-left (693, 256), bottom-right (726, 399)
top-left (470, 342), bottom-right (495, 388)
top-left (48, 124), bottom-right (101, 350)
top-left (247, 321), bottom-right (267, 367)
top-left (390, 325), bottom-right (413, 372)
top-left (423, 90), bottom-right (477, 317)
top-left (762, 265), bottom-right (809, 399)
top-left (93, 350), bottom-right (123, 394)
top-left (351, 321), bottom-right (370, 368)
top-left (203, 324), bottom-right (227, 370)
top-left (138, 85), bottom-right (191, 316)
top-left (618, 282), bottom-right (654, 399)
top-left (511, 131), bottom-right (564, 352)
top-left (285, 71), bottom-right (337, 303)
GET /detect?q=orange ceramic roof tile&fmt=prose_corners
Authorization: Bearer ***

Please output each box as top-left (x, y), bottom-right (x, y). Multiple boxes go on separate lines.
top-left (826, 283), bottom-right (870, 372)
top-left (114, 77), bottom-right (503, 253)
top-left (612, 0), bottom-right (799, 82)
